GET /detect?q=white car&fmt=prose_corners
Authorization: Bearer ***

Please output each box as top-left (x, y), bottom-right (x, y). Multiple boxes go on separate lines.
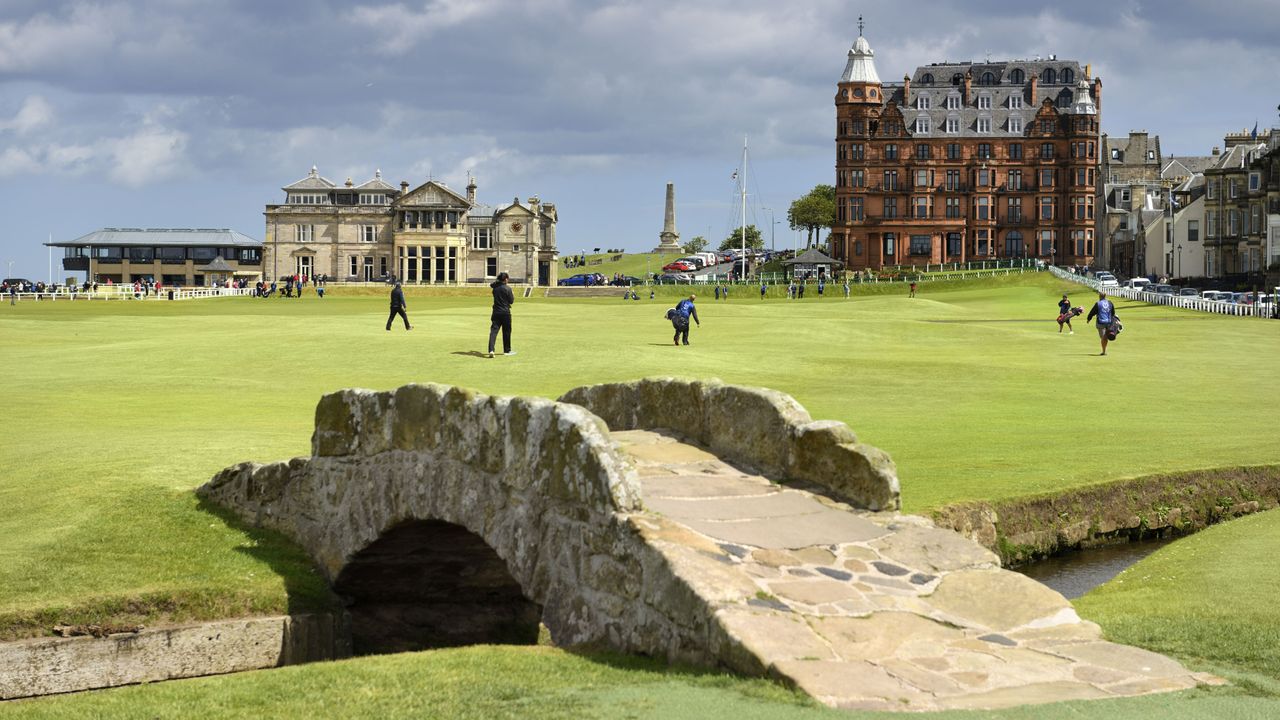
top-left (1123, 278), bottom-right (1152, 291)
top-left (1098, 276), bottom-right (1119, 288)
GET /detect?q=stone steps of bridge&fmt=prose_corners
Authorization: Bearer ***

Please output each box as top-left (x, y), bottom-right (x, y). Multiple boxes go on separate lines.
top-left (610, 428), bottom-right (1220, 712)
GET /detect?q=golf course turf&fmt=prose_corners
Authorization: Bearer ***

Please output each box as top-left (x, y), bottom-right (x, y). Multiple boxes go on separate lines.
top-left (2, 272), bottom-right (1278, 716)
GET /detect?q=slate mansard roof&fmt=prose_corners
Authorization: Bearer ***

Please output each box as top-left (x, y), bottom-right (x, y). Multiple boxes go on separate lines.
top-left (839, 34), bottom-right (1097, 139)
top-left (48, 228), bottom-right (261, 248)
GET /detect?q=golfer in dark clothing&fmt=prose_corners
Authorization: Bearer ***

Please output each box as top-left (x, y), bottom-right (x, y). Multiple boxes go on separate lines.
top-left (386, 282), bottom-right (411, 331)
top-left (672, 294), bottom-right (700, 346)
top-left (488, 272), bottom-right (515, 357)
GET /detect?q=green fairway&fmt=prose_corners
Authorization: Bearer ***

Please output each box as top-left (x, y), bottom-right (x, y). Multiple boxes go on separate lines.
top-left (3, 273), bottom-right (1280, 637)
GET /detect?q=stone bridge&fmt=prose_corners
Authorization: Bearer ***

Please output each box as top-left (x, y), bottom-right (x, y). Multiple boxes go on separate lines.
top-left (199, 378), bottom-right (1214, 711)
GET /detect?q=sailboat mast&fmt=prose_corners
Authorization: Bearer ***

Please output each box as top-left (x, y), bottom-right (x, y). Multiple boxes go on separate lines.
top-left (740, 135), bottom-right (747, 280)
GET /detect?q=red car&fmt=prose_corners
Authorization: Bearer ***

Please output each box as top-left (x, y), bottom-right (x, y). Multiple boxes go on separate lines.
top-left (663, 261), bottom-right (696, 272)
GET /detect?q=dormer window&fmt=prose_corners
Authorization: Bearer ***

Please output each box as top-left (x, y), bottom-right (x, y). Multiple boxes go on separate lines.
top-left (915, 117), bottom-right (931, 134)
top-left (979, 71), bottom-right (996, 85)
top-left (1042, 68), bottom-right (1057, 84)
top-left (945, 117), bottom-right (959, 133)
top-left (920, 73), bottom-right (934, 84)
top-left (1009, 68), bottom-right (1025, 84)
top-left (917, 95), bottom-right (930, 110)
top-left (1061, 68), bottom-right (1074, 84)
top-left (1009, 96), bottom-right (1023, 109)
top-left (977, 117), bottom-right (992, 133)
top-left (1009, 116), bottom-right (1023, 133)
top-left (977, 95), bottom-right (991, 110)
top-left (946, 94), bottom-right (960, 110)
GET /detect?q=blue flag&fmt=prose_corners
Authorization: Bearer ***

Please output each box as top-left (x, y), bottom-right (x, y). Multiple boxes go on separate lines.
top-left (1251, 121), bottom-right (1259, 140)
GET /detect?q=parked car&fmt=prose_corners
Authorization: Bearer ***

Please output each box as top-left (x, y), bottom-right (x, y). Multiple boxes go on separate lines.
top-left (1123, 278), bottom-right (1152, 290)
top-left (676, 256), bottom-right (706, 269)
top-left (613, 275), bottom-right (644, 286)
top-left (1178, 287), bottom-right (1200, 297)
top-left (557, 273), bottom-right (592, 286)
top-left (654, 273), bottom-right (692, 284)
top-left (1152, 284), bottom-right (1175, 295)
top-left (1098, 276), bottom-right (1119, 288)
top-left (663, 260), bottom-right (696, 272)
top-left (1201, 290), bottom-right (1232, 302)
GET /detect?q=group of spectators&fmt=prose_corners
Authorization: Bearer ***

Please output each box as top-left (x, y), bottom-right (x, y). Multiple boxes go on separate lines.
top-left (563, 254), bottom-right (588, 269)
top-left (255, 274), bottom-right (326, 299)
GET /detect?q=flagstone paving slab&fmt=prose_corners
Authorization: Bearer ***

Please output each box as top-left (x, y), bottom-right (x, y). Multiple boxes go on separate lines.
top-left (609, 428), bottom-right (1216, 712)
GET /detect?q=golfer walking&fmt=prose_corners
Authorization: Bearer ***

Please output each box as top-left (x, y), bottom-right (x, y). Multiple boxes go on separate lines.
top-left (488, 272), bottom-right (515, 357)
top-left (386, 282), bottom-right (411, 331)
top-left (672, 294), bottom-right (700, 346)
top-left (1086, 291), bottom-right (1117, 356)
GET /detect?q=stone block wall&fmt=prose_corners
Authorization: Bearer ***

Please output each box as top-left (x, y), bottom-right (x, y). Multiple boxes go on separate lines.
top-left (559, 378), bottom-right (900, 511)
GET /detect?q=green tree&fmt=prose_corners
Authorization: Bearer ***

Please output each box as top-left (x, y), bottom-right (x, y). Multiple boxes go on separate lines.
top-left (787, 184), bottom-right (836, 248)
top-left (683, 236), bottom-right (708, 253)
top-left (718, 225), bottom-right (763, 251)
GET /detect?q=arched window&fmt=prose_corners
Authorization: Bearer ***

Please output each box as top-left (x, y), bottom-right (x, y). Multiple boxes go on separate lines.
top-left (1056, 88), bottom-right (1073, 107)
top-left (1009, 68), bottom-right (1025, 84)
top-left (951, 73), bottom-right (963, 85)
top-left (920, 73), bottom-right (934, 84)
top-left (1042, 68), bottom-right (1057, 84)
top-left (980, 71), bottom-right (996, 85)
top-left (1061, 68), bottom-right (1074, 85)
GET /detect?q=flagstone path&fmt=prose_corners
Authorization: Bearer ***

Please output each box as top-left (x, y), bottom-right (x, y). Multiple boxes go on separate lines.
top-left (612, 428), bottom-right (1221, 712)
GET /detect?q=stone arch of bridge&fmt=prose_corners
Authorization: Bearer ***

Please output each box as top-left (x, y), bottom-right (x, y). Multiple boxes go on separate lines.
top-left (333, 518), bottom-right (542, 655)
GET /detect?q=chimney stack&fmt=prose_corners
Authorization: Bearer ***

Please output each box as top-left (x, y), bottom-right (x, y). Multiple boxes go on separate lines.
top-left (466, 175), bottom-right (477, 205)
top-left (400, 181), bottom-right (409, 193)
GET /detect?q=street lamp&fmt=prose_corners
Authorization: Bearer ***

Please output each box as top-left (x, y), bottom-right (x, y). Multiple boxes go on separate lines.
top-left (1177, 244), bottom-right (1182, 280)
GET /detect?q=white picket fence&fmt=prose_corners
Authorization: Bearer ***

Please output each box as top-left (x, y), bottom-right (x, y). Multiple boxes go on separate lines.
top-left (4, 287), bottom-right (255, 302)
top-left (1049, 267), bottom-right (1277, 319)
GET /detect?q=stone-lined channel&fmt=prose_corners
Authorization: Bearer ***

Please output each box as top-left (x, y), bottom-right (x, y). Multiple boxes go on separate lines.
top-left (1013, 536), bottom-right (1178, 599)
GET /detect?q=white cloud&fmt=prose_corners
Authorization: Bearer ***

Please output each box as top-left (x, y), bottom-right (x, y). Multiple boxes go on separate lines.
top-left (352, 0), bottom-right (502, 55)
top-left (0, 96), bottom-right (55, 135)
top-left (108, 125), bottom-right (188, 186)
top-left (0, 4), bottom-right (125, 73)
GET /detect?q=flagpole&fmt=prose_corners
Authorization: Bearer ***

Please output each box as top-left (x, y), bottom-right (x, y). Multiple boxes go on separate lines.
top-left (740, 135), bottom-right (747, 282)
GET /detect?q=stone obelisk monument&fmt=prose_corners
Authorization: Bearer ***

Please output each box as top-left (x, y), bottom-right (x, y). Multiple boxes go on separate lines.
top-left (652, 182), bottom-right (681, 253)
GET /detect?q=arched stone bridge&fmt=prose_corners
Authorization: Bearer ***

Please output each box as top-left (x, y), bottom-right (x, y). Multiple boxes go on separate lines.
top-left (199, 378), bottom-right (1215, 711)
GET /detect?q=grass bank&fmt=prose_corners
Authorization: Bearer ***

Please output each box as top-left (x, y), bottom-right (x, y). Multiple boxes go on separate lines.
top-left (932, 464), bottom-right (1280, 564)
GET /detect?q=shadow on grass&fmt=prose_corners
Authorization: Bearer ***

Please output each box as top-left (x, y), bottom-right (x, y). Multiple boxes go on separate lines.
top-left (195, 496), bottom-right (341, 617)
top-left (450, 350), bottom-right (492, 358)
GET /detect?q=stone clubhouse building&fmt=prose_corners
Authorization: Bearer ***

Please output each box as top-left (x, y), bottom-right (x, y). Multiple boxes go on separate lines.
top-left (263, 168), bottom-right (560, 286)
top-left (830, 26), bottom-right (1102, 270)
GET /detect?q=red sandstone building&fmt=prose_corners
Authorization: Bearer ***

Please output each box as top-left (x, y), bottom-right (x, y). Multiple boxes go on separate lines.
top-left (831, 28), bottom-right (1102, 270)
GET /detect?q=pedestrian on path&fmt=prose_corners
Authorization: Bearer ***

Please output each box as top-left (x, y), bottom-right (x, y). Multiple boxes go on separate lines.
top-left (386, 282), bottom-right (411, 331)
top-left (1086, 291), bottom-right (1118, 356)
top-left (488, 272), bottom-right (515, 357)
top-left (671, 294), bottom-right (700, 346)
top-left (843, 279), bottom-right (850, 299)
top-left (909, 281), bottom-right (918, 298)
top-left (760, 281), bottom-right (767, 300)
top-left (714, 285), bottom-right (721, 301)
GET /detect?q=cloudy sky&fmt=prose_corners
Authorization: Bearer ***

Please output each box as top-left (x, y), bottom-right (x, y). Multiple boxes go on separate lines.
top-left (2, 0), bottom-right (1277, 278)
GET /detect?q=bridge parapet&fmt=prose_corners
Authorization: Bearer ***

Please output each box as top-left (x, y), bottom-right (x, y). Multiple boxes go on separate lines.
top-left (559, 377), bottom-right (899, 511)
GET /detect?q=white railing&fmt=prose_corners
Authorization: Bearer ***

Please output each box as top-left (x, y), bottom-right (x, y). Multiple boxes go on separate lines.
top-left (1048, 266), bottom-right (1277, 319)
top-left (3, 287), bottom-right (255, 302)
